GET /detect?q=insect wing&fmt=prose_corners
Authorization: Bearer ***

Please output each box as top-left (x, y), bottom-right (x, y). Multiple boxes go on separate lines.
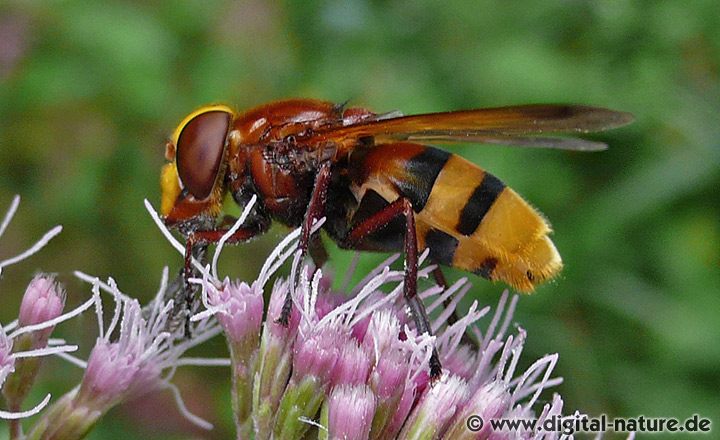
top-left (304, 104), bottom-right (633, 153)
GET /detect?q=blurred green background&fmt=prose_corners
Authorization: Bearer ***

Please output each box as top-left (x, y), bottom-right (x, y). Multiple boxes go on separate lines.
top-left (1, 1), bottom-right (718, 439)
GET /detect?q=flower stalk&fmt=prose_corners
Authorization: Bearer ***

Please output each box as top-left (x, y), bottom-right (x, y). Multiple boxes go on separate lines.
top-left (198, 277), bottom-right (264, 438)
top-left (252, 280), bottom-right (298, 439)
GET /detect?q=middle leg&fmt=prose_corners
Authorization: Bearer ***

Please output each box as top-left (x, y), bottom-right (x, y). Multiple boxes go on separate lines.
top-left (277, 161), bottom-right (333, 326)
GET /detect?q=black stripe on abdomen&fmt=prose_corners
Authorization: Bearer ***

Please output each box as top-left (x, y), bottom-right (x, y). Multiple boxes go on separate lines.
top-left (456, 173), bottom-right (505, 236)
top-left (425, 228), bottom-right (459, 265)
top-left (474, 257), bottom-right (498, 280)
top-left (394, 147), bottom-right (450, 212)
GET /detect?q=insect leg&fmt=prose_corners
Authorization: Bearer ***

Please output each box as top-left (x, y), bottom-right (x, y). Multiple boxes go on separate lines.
top-left (308, 234), bottom-right (329, 268)
top-left (277, 161), bottom-right (333, 326)
top-left (346, 198), bottom-right (442, 380)
top-left (182, 237), bottom-right (206, 335)
top-left (180, 222), bottom-right (269, 335)
top-left (189, 226), bottom-right (264, 245)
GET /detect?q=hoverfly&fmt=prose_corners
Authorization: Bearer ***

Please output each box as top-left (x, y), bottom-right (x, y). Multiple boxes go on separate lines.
top-left (160, 99), bottom-right (633, 377)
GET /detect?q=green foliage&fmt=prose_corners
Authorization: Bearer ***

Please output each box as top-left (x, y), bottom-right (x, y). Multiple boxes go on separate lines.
top-left (1, 0), bottom-right (717, 438)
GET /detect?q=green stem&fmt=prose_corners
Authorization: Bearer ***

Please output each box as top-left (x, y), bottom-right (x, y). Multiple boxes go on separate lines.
top-left (228, 331), bottom-right (261, 439)
top-left (273, 376), bottom-right (325, 439)
top-left (25, 388), bottom-right (104, 440)
top-left (252, 334), bottom-right (292, 440)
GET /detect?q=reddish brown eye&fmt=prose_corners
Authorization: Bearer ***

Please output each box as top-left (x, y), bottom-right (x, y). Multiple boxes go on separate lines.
top-left (176, 110), bottom-right (231, 200)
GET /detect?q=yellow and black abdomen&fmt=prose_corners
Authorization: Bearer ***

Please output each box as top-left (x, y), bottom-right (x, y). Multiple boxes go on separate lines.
top-left (347, 142), bottom-right (562, 292)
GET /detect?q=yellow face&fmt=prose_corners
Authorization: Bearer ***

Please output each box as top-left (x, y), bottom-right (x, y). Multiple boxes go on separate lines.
top-left (160, 104), bottom-right (234, 221)
top-left (160, 162), bottom-right (182, 217)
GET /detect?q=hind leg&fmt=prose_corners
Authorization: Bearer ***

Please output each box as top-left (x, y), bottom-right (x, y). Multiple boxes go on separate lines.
top-left (343, 197), bottom-right (442, 379)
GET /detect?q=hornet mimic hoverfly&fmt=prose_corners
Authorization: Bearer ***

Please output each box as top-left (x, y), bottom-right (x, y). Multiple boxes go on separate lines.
top-left (160, 99), bottom-right (633, 378)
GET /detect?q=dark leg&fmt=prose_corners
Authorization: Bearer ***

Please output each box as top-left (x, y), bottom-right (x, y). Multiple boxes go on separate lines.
top-left (345, 198), bottom-right (442, 379)
top-left (277, 162), bottom-right (333, 325)
top-left (184, 224), bottom-right (267, 283)
top-left (180, 224), bottom-right (267, 335)
top-left (308, 234), bottom-right (329, 269)
top-left (180, 238), bottom-right (209, 335)
top-left (188, 226), bottom-right (263, 245)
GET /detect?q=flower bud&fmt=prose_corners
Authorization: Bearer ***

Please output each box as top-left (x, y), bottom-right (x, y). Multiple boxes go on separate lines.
top-left (324, 384), bottom-right (377, 440)
top-left (2, 275), bottom-right (66, 415)
top-left (330, 341), bottom-right (371, 387)
top-left (208, 280), bottom-right (263, 350)
top-left (400, 374), bottom-right (469, 439)
top-left (18, 274), bottom-right (66, 329)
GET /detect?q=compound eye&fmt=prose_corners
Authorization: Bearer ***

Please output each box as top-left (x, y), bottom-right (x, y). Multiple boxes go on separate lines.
top-left (175, 108), bottom-right (232, 200)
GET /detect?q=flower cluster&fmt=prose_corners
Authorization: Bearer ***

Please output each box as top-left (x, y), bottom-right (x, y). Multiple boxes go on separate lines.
top-left (1, 194), bottom-right (630, 439)
top-left (0, 196), bottom-right (86, 436)
top-left (191, 239), bottom-right (568, 439)
top-left (148, 199), bottom-right (574, 439)
top-left (24, 269), bottom-right (228, 439)
top-left (1, 197), bottom-right (224, 439)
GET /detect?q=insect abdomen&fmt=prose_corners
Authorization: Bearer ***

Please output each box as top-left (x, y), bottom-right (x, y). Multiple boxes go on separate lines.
top-left (351, 143), bottom-right (562, 292)
top-left (416, 152), bottom-right (562, 292)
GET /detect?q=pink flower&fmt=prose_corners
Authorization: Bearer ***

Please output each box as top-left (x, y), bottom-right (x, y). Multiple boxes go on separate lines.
top-left (28, 270), bottom-right (227, 438)
top-left (16, 275), bottom-right (66, 353)
top-left (18, 275), bottom-right (65, 326)
top-left (330, 341), bottom-right (372, 387)
top-left (293, 324), bottom-right (345, 384)
top-left (0, 196), bottom-right (80, 424)
top-left (324, 384), bottom-right (377, 440)
top-left (400, 374), bottom-right (470, 438)
top-left (203, 279), bottom-right (264, 348)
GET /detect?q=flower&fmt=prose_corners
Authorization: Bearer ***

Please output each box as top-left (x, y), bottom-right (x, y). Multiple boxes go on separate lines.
top-left (400, 374), bottom-right (470, 439)
top-left (18, 275), bottom-right (66, 329)
top-left (25, 269), bottom-right (228, 439)
top-left (2, 274), bottom-right (67, 421)
top-left (0, 196), bottom-right (81, 426)
top-left (0, 326), bottom-right (62, 422)
top-left (203, 279), bottom-right (264, 350)
top-left (140, 195), bottom-right (580, 439)
top-left (322, 384), bottom-right (377, 440)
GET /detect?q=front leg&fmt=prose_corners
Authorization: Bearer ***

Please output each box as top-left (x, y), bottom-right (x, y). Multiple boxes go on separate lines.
top-left (184, 221), bottom-right (270, 280)
top-left (180, 219), bottom-right (270, 334)
top-left (344, 197), bottom-right (442, 380)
